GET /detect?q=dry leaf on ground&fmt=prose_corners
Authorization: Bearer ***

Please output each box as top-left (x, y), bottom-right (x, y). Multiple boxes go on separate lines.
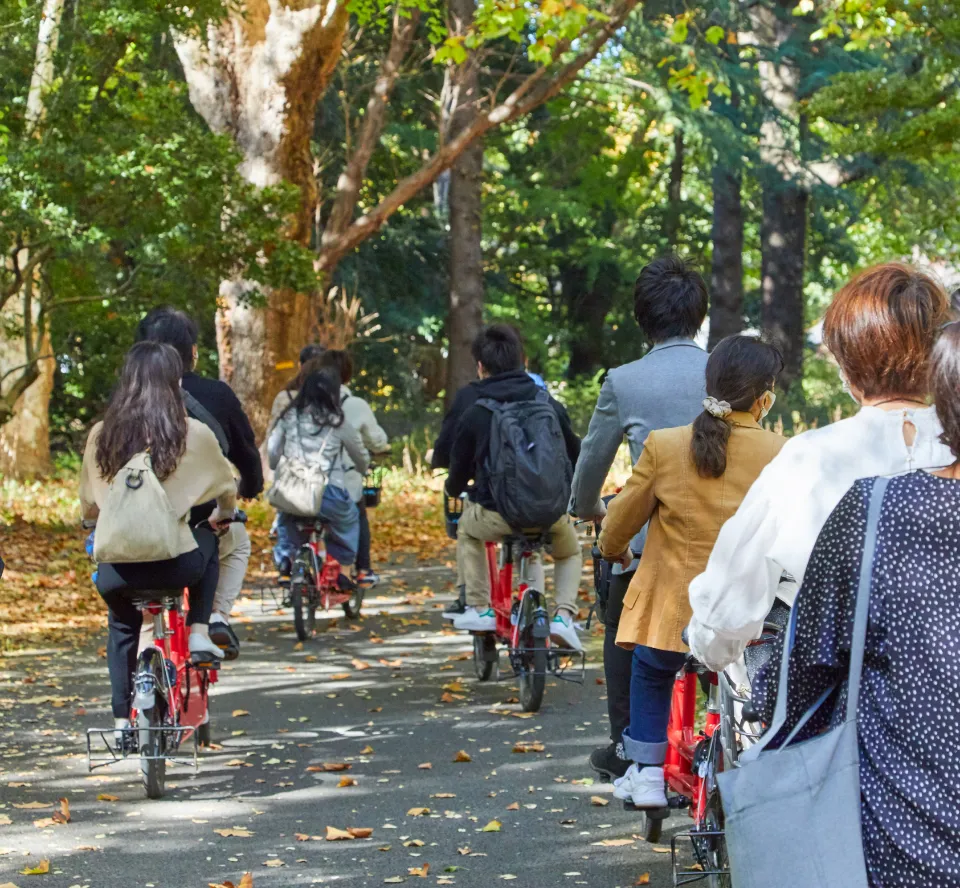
top-left (20, 859), bottom-right (50, 874)
top-left (325, 826), bottom-right (355, 841)
top-left (512, 741), bottom-right (545, 753)
top-left (453, 750), bottom-right (472, 763)
top-left (635, 875), bottom-right (651, 886)
top-left (590, 796), bottom-right (610, 807)
top-left (407, 807), bottom-right (430, 817)
top-left (214, 827), bottom-right (254, 838)
top-left (480, 820), bottom-right (501, 832)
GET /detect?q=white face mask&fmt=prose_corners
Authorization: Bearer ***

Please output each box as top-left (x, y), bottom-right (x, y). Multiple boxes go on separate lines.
top-left (839, 370), bottom-right (860, 405)
top-left (759, 390), bottom-right (776, 420)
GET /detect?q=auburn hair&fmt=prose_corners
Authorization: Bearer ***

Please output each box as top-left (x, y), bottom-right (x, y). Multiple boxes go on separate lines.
top-left (823, 263), bottom-right (948, 400)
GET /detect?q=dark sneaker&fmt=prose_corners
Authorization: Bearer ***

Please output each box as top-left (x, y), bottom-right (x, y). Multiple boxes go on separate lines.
top-left (356, 569), bottom-right (380, 587)
top-left (277, 557), bottom-right (292, 578)
top-left (443, 585), bottom-right (467, 620)
top-left (590, 741), bottom-right (630, 781)
top-left (209, 619), bottom-right (240, 662)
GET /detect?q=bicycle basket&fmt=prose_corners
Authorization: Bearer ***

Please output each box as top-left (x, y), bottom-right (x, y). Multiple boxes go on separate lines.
top-left (444, 494), bottom-right (465, 540)
top-left (363, 466), bottom-right (386, 508)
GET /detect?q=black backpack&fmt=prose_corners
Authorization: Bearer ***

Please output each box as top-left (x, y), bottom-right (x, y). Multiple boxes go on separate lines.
top-left (478, 390), bottom-right (573, 531)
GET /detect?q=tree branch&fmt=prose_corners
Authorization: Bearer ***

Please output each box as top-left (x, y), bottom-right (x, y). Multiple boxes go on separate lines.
top-left (317, 0), bottom-right (640, 272)
top-left (322, 6), bottom-right (421, 244)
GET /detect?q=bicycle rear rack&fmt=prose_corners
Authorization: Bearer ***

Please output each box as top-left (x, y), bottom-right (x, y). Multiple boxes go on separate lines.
top-left (86, 726), bottom-right (199, 773)
top-left (670, 828), bottom-right (730, 886)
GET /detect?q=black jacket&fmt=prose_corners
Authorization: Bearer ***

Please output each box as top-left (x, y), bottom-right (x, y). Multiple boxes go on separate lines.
top-left (444, 370), bottom-right (581, 512)
top-left (181, 372), bottom-right (263, 500)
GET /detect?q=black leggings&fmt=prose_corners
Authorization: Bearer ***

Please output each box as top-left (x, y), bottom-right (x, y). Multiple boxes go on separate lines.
top-left (96, 529), bottom-right (219, 717)
top-left (357, 499), bottom-right (372, 572)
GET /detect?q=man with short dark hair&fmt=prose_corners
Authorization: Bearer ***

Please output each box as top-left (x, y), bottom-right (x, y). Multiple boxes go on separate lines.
top-left (444, 325), bottom-right (584, 651)
top-left (570, 255), bottom-right (709, 779)
top-left (135, 307), bottom-right (263, 659)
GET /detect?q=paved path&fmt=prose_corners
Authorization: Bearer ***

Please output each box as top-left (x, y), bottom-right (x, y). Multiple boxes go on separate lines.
top-left (0, 561), bottom-right (696, 887)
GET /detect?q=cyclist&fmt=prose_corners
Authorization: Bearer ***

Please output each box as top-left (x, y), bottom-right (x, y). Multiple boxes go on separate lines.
top-left (569, 255), bottom-right (709, 780)
top-left (319, 349), bottom-right (391, 586)
top-left (268, 343), bottom-right (327, 429)
top-left (598, 335), bottom-right (784, 808)
top-left (135, 307), bottom-right (262, 660)
top-left (751, 322), bottom-right (960, 888)
top-left (268, 367), bottom-right (369, 579)
top-left (444, 324), bottom-right (583, 651)
top-left (688, 263), bottom-right (953, 672)
top-left (79, 342), bottom-right (234, 743)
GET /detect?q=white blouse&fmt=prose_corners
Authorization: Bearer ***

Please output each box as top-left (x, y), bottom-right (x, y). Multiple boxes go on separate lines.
top-left (687, 405), bottom-right (953, 671)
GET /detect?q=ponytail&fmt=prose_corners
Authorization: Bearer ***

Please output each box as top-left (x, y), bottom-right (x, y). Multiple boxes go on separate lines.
top-left (690, 335), bottom-right (784, 479)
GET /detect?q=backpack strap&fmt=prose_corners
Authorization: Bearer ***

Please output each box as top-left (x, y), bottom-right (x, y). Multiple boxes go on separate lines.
top-left (182, 389), bottom-right (229, 456)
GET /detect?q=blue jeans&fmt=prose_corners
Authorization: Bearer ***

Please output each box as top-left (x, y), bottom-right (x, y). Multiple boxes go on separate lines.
top-left (273, 486), bottom-right (360, 568)
top-left (623, 645), bottom-right (687, 766)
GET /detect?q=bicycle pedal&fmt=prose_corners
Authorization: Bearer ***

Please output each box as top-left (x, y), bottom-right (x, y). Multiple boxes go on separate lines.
top-left (190, 655), bottom-right (222, 669)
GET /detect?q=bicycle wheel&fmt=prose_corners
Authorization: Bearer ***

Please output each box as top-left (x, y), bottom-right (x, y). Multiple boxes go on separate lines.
top-left (695, 733), bottom-right (731, 888)
top-left (138, 702), bottom-right (166, 799)
top-left (474, 634), bottom-right (497, 681)
top-left (342, 580), bottom-right (364, 619)
top-left (291, 579), bottom-right (308, 641)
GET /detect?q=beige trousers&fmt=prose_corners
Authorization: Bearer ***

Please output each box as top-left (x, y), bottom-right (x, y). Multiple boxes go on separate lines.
top-left (213, 522), bottom-right (251, 618)
top-left (456, 502), bottom-right (582, 613)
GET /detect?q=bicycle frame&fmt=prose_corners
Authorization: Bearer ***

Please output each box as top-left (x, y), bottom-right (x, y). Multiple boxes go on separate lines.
top-left (486, 540), bottom-right (535, 646)
top-left (302, 528), bottom-right (349, 610)
top-left (665, 669), bottom-right (720, 823)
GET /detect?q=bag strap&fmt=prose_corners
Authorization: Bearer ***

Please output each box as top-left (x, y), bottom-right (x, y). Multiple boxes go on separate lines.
top-left (182, 389), bottom-right (229, 456)
top-left (742, 475), bottom-right (889, 761)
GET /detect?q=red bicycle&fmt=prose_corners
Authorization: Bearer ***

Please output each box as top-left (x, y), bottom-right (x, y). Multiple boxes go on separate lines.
top-left (85, 515), bottom-right (245, 799)
top-left (285, 518), bottom-right (363, 641)
top-left (445, 497), bottom-right (584, 713)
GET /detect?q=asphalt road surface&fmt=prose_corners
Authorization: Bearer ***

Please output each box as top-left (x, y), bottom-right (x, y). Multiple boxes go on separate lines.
top-left (0, 560), bottom-right (700, 888)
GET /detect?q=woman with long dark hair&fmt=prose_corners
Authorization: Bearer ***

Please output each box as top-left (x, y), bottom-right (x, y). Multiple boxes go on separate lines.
top-left (753, 322), bottom-right (960, 886)
top-left (597, 335), bottom-right (784, 807)
top-left (268, 368), bottom-right (369, 575)
top-left (80, 342), bottom-right (237, 742)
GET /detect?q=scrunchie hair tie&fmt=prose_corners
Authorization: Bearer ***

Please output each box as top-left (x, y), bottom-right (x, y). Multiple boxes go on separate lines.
top-left (703, 396), bottom-right (732, 418)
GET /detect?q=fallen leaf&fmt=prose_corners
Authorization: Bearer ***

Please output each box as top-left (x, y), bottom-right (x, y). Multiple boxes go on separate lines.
top-left (347, 827), bottom-right (373, 839)
top-left (53, 798), bottom-right (70, 824)
top-left (338, 777), bottom-right (358, 788)
top-left (408, 864), bottom-right (430, 877)
top-left (11, 802), bottom-right (46, 811)
top-left (499, 876), bottom-right (517, 881)
top-left (293, 642), bottom-right (304, 652)
top-left (360, 745), bottom-right (374, 754)
top-left (325, 826), bottom-right (355, 841)
top-left (480, 820), bottom-right (501, 832)
top-left (294, 833), bottom-right (311, 842)
top-left (0, 815), bottom-right (10, 825)
top-left (417, 763), bottom-right (432, 770)
top-left (215, 827), bottom-right (254, 838)
top-left (431, 793), bottom-right (456, 799)
top-left (592, 839), bottom-right (634, 847)
top-left (20, 859), bottom-right (50, 875)
top-left (320, 762), bottom-right (351, 772)
top-left (32, 818), bottom-right (60, 829)
top-left (383, 878), bottom-right (404, 884)
top-left (590, 796), bottom-right (610, 807)
top-left (232, 709), bottom-right (250, 717)
top-left (635, 875), bottom-right (651, 886)
top-left (96, 794), bottom-right (119, 803)
top-left (512, 741), bottom-right (545, 754)
top-left (329, 673), bottom-right (352, 681)
top-left (351, 659), bottom-right (372, 671)
top-left (239, 875), bottom-right (253, 888)
top-left (407, 807), bottom-right (430, 817)
top-left (505, 802), bottom-right (519, 811)
top-left (403, 840), bottom-right (425, 848)
top-left (453, 750), bottom-right (472, 763)
top-left (226, 759), bottom-right (252, 768)
top-left (263, 859), bottom-right (285, 867)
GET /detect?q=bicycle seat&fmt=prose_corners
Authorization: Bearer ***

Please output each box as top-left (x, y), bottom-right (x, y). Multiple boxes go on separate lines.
top-left (295, 518), bottom-right (329, 532)
top-left (504, 530), bottom-right (551, 551)
top-left (127, 589), bottom-right (183, 609)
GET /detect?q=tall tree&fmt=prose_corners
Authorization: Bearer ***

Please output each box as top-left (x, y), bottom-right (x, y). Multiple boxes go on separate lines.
top-left (708, 163), bottom-right (744, 348)
top-left (176, 0), bottom-right (642, 432)
top-left (445, 0), bottom-right (484, 406)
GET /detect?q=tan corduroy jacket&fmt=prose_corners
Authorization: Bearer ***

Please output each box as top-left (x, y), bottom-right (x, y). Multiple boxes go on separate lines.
top-left (599, 413), bottom-right (784, 653)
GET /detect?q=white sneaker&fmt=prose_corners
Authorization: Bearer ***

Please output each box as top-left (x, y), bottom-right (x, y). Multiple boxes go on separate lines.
top-left (188, 632), bottom-right (223, 662)
top-left (550, 611), bottom-right (583, 652)
top-left (453, 606), bottom-right (496, 632)
top-left (612, 764), bottom-right (667, 808)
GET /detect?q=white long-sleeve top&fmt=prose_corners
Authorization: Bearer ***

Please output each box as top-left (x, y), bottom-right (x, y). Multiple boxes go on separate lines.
top-left (688, 405), bottom-right (953, 671)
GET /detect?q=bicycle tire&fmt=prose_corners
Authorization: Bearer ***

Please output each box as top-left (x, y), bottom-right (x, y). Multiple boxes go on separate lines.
top-left (643, 811), bottom-right (664, 844)
top-left (474, 634), bottom-right (497, 681)
top-left (291, 580), bottom-right (308, 641)
top-left (342, 581), bottom-right (364, 619)
top-left (518, 632), bottom-right (547, 712)
top-left (699, 733), bottom-right (731, 888)
top-left (138, 703), bottom-right (166, 799)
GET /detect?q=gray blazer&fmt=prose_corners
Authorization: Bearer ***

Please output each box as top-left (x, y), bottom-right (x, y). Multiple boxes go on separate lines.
top-left (570, 338), bottom-right (708, 541)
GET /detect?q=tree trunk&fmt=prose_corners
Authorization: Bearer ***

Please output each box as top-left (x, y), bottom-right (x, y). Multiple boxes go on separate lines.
top-left (565, 261), bottom-right (617, 378)
top-left (444, 0), bottom-right (484, 407)
top-left (708, 164), bottom-right (744, 349)
top-left (175, 0), bottom-right (350, 437)
top-left (0, 0), bottom-right (65, 476)
top-left (662, 129), bottom-right (684, 249)
top-left (751, 0), bottom-right (808, 394)
top-left (760, 179), bottom-right (807, 391)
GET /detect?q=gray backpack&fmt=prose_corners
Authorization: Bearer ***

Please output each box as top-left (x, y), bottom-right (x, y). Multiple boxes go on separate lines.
top-left (478, 390), bottom-right (572, 530)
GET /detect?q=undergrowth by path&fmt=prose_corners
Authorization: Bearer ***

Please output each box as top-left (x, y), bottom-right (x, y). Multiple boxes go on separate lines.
top-left (0, 469), bottom-right (453, 651)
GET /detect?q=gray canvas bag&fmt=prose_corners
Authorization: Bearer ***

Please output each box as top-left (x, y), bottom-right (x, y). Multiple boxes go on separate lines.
top-left (717, 476), bottom-right (888, 888)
